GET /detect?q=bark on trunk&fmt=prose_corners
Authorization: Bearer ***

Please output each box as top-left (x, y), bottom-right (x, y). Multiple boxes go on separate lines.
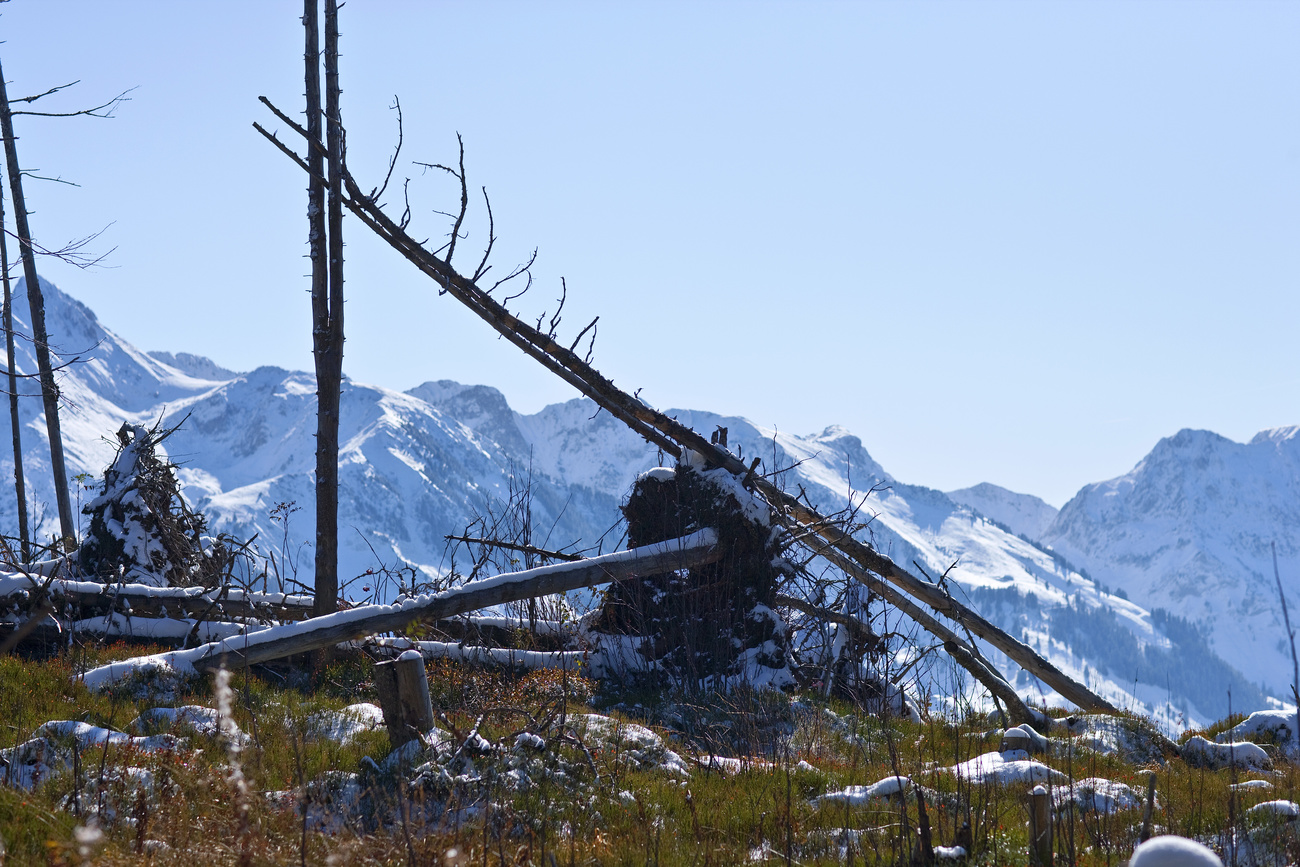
top-left (304, 0), bottom-right (342, 617)
top-left (0, 58), bottom-right (74, 545)
top-left (0, 163), bottom-right (30, 561)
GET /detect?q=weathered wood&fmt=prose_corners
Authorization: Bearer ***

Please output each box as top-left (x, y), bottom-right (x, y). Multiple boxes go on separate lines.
top-left (372, 660), bottom-right (402, 739)
top-left (774, 593), bottom-right (878, 649)
top-left (1029, 785), bottom-right (1052, 866)
top-left (0, 578), bottom-right (315, 622)
top-left (1140, 772), bottom-right (1156, 842)
top-left (370, 638), bottom-right (587, 672)
top-left (189, 530), bottom-right (719, 672)
top-left (374, 653), bottom-right (435, 748)
top-left (394, 653), bottom-right (435, 735)
top-left (0, 169), bottom-right (30, 561)
top-left (0, 58), bottom-right (74, 543)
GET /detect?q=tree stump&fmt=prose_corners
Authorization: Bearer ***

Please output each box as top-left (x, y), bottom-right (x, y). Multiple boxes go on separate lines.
top-left (374, 650), bottom-right (435, 748)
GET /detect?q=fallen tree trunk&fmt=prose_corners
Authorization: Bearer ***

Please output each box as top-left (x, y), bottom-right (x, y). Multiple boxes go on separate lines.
top-left (370, 637), bottom-right (589, 672)
top-left (81, 530), bottom-right (720, 689)
top-left (0, 574), bottom-right (316, 622)
top-left (252, 110), bottom-right (1122, 718)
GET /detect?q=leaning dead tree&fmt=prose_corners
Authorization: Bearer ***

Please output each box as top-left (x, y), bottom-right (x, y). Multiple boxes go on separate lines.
top-left (253, 105), bottom-right (1122, 725)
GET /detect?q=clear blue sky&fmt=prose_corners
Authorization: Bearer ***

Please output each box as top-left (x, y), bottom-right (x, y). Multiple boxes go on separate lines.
top-left (2, 1), bottom-right (1296, 507)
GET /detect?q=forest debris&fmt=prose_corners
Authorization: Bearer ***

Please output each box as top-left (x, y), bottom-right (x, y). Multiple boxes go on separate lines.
top-left (79, 529), bottom-right (720, 690)
top-left (587, 462), bottom-right (794, 689)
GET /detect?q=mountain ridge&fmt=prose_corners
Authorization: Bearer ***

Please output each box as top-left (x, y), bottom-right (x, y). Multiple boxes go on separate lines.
top-left (1, 277), bottom-right (1290, 728)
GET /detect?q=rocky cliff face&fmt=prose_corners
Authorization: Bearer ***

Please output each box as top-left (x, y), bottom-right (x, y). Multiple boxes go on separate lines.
top-left (1042, 426), bottom-right (1300, 694)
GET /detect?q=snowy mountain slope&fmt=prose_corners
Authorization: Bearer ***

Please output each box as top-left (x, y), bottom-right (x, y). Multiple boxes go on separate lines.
top-left (946, 482), bottom-right (1059, 542)
top-left (1042, 427), bottom-right (1300, 697)
top-left (0, 279), bottom-right (619, 591)
top-left (0, 279), bottom-right (1276, 727)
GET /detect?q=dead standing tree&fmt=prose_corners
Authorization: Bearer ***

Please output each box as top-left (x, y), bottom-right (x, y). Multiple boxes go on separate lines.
top-left (0, 64), bottom-right (130, 555)
top-left (303, 0), bottom-right (346, 617)
top-left (0, 58), bottom-right (74, 546)
top-left (0, 166), bottom-right (29, 561)
top-left (254, 99), bottom-right (1121, 726)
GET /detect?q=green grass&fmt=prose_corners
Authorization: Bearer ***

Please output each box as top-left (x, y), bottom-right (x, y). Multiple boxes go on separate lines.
top-left (0, 642), bottom-right (1296, 865)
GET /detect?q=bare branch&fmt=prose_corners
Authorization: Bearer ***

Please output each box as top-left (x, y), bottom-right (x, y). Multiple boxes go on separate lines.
top-left (251, 123), bottom-right (330, 189)
top-left (18, 171), bottom-right (80, 188)
top-left (6, 224), bottom-right (115, 270)
top-left (11, 80), bottom-right (81, 105)
top-left (569, 315), bottom-right (598, 354)
top-left (471, 186), bottom-right (495, 282)
top-left (11, 86), bottom-right (136, 119)
top-left (369, 95), bottom-right (404, 203)
top-left (494, 248), bottom-right (538, 298)
top-left (547, 277), bottom-right (566, 338)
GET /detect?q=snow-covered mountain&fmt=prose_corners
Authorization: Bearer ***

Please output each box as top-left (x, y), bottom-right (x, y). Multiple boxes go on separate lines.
top-left (1042, 427), bottom-right (1300, 698)
top-left (946, 483), bottom-right (1059, 541)
top-left (0, 278), bottom-right (1283, 728)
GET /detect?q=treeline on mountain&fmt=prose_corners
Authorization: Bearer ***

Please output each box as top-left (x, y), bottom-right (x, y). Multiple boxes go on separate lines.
top-left (968, 585), bottom-right (1265, 719)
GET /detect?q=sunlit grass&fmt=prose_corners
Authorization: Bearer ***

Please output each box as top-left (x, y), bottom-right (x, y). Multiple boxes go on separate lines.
top-left (0, 642), bottom-right (1295, 865)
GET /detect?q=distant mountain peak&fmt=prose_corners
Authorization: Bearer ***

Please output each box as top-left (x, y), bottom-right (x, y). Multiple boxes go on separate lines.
top-left (946, 482), bottom-right (1058, 542)
top-left (148, 351), bottom-right (241, 382)
top-left (1044, 425), bottom-right (1300, 695)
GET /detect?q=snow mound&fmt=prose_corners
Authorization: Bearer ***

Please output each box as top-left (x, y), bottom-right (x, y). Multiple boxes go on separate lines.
top-left (130, 705), bottom-right (248, 745)
top-left (942, 750), bottom-right (1066, 786)
top-left (574, 714), bottom-right (690, 777)
top-left (1247, 800), bottom-right (1299, 820)
top-left (814, 775), bottom-right (912, 806)
top-left (1062, 714), bottom-right (1177, 764)
top-left (1129, 835), bottom-right (1223, 866)
top-left (1221, 710), bottom-right (1299, 760)
top-left (1232, 779), bottom-right (1275, 792)
top-left (1, 722), bottom-right (183, 790)
top-left (308, 703), bottom-right (386, 745)
top-left (1053, 777), bottom-right (1145, 814)
top-left (1181, 736), bottom-right (1272, 771)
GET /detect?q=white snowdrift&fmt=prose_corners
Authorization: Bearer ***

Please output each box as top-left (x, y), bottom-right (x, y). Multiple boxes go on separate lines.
top-left (942, 750), bottom-right (1066, 786)
top-left (1181, 736), bottom-right (1271, 771)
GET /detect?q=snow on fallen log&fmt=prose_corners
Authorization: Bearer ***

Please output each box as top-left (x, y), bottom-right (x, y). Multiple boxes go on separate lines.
top-left (0, 572), bottom-right (315, 620)
top-left (80, 530), bottom-right (720, 691)
top-left (70, 615), bottom-right (261, 643)
top-left (370, 637), bottom-right (588, 672)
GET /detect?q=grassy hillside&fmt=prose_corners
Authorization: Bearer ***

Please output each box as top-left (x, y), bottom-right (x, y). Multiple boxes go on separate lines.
top-left (0, 644), bottom-right (1297, 865)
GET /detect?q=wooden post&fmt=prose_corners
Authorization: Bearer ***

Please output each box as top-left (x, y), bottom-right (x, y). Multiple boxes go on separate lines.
top-left (374, 650), bottom-right (434, 748)
top-left (1029, 784), bottom-right (1052, 866)
top-left (1140, 771), bottom-right (1157, 842)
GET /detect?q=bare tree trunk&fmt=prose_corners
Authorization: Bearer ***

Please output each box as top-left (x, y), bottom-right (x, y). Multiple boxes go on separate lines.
top-left (304, 0), bottom-right (344, 617)
top-left (320, 0), bottom-right (345, 614)
top-left (0, 58), bottom-right (74, 546)
top-left (0, 163), bottom-right (30, 561)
